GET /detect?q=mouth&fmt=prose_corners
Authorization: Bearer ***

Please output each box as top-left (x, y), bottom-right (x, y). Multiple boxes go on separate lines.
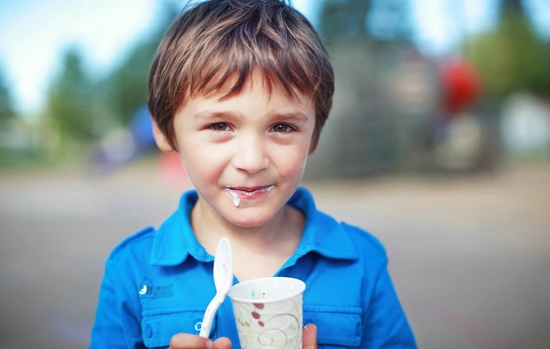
top-left (225, 185), bottom-right (274, 195)
top-left (224, 185), bottom-right (274, 207)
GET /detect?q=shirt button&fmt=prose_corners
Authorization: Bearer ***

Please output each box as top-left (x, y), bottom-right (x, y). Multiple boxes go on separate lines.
top-left (145, 325), bottom-right (153, 338)
top-left (194, 321), bottom-right (202, 332)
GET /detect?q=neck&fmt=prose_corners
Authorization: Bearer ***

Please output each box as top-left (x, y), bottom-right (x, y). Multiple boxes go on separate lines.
top-left (192, 198), bottom-right (301, 250)
top-left (191, 199), bottom-right (305, 280)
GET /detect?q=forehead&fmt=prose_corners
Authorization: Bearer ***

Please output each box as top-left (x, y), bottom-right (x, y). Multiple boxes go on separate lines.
top-left (193, 69), bottom-right (312, 105)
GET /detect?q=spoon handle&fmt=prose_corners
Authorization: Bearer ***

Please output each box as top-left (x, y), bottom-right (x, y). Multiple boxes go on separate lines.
top-left (199, 295), bottom-right (222, 337)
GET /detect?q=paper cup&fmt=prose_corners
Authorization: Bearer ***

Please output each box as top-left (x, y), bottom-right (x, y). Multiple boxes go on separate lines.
top-left (228, 277), bottom-right (305, 349)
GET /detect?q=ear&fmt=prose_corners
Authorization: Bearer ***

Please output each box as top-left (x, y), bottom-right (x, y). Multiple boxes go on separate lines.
top-left (152, 119), bottom-right (175, 152)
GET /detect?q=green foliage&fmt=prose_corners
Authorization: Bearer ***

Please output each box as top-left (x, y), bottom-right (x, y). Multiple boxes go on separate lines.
top-left (97, 39), bottom-right (159, 126)
top-left (46, 46), bottom-right (95, 144)
top-left (41, 1), bottom-right (179, 159)
top-left (0, 62), bottom-right (16, 122)
top-left (464, 6), bottom-right (550, 98)
top-left (97, 2), bottom-right (178, 126)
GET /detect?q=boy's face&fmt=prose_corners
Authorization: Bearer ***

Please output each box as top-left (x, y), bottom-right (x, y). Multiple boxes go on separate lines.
top-left (154, 71), bottom-right (315, 228)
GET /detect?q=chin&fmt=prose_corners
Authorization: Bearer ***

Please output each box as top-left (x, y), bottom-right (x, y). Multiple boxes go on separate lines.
top-left (230, 216), bottom-right (270, 228)
top-left (227, 208), bottom-right (276, 228)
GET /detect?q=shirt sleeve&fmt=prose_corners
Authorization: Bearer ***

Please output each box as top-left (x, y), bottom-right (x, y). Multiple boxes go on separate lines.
top-left (362, 264), bottom-right (417, 349)
top-left (90, 259), bottom-right (145, 349)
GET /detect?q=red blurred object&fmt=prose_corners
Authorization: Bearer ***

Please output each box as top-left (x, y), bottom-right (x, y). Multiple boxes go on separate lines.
top-left (440, 60), bottom-right (482, 115)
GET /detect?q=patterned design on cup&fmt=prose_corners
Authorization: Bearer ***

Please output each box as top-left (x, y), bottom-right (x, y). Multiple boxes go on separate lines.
top-left (229, 277), bottom-right (305, 349)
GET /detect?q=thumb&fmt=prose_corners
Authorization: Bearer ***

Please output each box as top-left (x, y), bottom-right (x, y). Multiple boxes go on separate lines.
top-left (302, 323), bottom-right (318, 349)
top-left (213, 337), bottom-right (232, 349)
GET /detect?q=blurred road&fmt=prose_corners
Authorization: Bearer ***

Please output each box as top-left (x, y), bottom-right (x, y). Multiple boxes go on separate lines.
top-left (0, 158), bottom-right (549, 348)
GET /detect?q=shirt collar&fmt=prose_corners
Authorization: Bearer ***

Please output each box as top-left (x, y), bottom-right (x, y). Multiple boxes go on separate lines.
top-left (290, 187), bottom-right (358, 261)
top-left (150, 187), bottom-right (357, 266)
top-left (150, 191), bottom-right (211, 266)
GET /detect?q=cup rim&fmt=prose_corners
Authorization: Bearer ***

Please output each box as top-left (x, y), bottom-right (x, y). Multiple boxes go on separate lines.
top-left (228, 276), bottom-right (306, 304)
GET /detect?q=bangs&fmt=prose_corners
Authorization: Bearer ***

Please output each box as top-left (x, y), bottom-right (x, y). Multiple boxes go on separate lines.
top-left (178, 2), bottom-right (322, 102)
top-left (190, 35), bottom-right (317, 101)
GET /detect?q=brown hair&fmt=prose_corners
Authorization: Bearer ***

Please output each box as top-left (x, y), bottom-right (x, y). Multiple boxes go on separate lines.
top-left (148, 0), bottom-right (334, 152)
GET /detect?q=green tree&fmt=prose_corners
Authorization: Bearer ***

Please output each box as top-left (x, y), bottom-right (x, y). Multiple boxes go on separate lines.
top-left (46, 46), bottom-right (95, 149)
top-left (98, 39), bottom-right (160, 126)
top-left (0, 61), bottom-right (16, 123)
top-left (464, 0), bottom-right (550, 98)
top-left (97, 2), bottom-right (179, 127)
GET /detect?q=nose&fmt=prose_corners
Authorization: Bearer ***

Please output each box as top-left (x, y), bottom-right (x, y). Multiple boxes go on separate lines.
top-left (231, 134), bottom-right (269, 174)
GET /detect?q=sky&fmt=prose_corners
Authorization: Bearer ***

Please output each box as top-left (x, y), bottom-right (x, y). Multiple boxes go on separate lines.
top-left (0, 0), bottom-right (549, 116)
top-left (411, 0), bottom-right (550, 54)
top-left (0, 0), bottom-right (163, 115)
top-left (0, 0), bottom-right (320, 115)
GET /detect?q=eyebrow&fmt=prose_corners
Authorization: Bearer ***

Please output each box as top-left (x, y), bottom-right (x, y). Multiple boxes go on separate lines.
top-left (192, 110), bottom-right (310, 122)
top-left (192, 111), bottom-right (232, 120)
top-left (273, 112), bottom-right (310, 122)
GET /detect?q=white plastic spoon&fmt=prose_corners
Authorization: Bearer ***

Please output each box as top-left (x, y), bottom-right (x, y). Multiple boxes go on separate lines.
top-left (199, 237), bottom-right (234, 338)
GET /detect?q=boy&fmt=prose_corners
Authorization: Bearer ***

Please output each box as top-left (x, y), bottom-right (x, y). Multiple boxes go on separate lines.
top-left (90, 0), bottom-right (416, 348)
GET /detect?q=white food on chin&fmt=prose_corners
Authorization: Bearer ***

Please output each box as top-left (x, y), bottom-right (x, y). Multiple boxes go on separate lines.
top-left (231, 192), bottom-right (240, 207)
top-left (225, 188), bottom-right (241, 207)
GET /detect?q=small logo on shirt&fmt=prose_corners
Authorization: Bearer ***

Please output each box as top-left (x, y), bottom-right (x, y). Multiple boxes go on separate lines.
top-left (139, 277), bottom-right (156, 297)
top-left (138, 276), bottom-right (174, 298)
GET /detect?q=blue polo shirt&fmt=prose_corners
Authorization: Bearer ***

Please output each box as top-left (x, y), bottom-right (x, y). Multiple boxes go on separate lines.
top-left (90, 187), bottom-right (416, 348)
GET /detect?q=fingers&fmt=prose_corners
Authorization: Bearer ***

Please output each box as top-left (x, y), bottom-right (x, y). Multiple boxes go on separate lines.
top-left (169, 333), bottom-right (213, 349)
top-left (302, 323), bottom-right (318, 349)
top-left (169, 334), bottom-right (232, 349)
top-left (213, 337), bottom-right (232, 349)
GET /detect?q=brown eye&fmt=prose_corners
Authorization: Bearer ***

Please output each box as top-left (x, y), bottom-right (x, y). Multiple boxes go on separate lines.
top-left (209, 123), bottom-right (231, 131)
top-left (271, 124), bottom-right (294, 133)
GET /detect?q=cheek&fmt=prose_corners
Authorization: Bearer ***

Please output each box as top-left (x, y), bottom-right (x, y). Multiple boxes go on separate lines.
top-left (179, 144), bottom-right (227, 181)
top-left (274, 147), bottom-right (309, 179)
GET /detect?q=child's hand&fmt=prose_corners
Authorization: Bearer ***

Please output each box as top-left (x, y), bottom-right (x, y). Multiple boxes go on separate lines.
top-left (303, 323), bottom-right (318, 349)
top-left (169, 334), bottom-right (231, 349)
top-left (168, 324), bottom-right (316, 349)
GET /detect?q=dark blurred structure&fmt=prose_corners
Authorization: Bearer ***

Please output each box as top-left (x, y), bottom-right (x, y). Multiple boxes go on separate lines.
top-left (306, 0), bottom-right (550, 178)
top-left (308, 0), bottom-right (438, 177)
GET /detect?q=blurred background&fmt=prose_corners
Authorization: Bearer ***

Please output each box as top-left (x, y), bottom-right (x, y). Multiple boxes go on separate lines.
top-left (0, 0), bottom-right (549, 348)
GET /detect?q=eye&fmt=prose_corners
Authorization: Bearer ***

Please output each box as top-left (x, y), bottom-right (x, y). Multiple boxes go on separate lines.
top-left (209, 122), bottom-right (232, 131)
top-left (270, 123), bottom-right (295, 133)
